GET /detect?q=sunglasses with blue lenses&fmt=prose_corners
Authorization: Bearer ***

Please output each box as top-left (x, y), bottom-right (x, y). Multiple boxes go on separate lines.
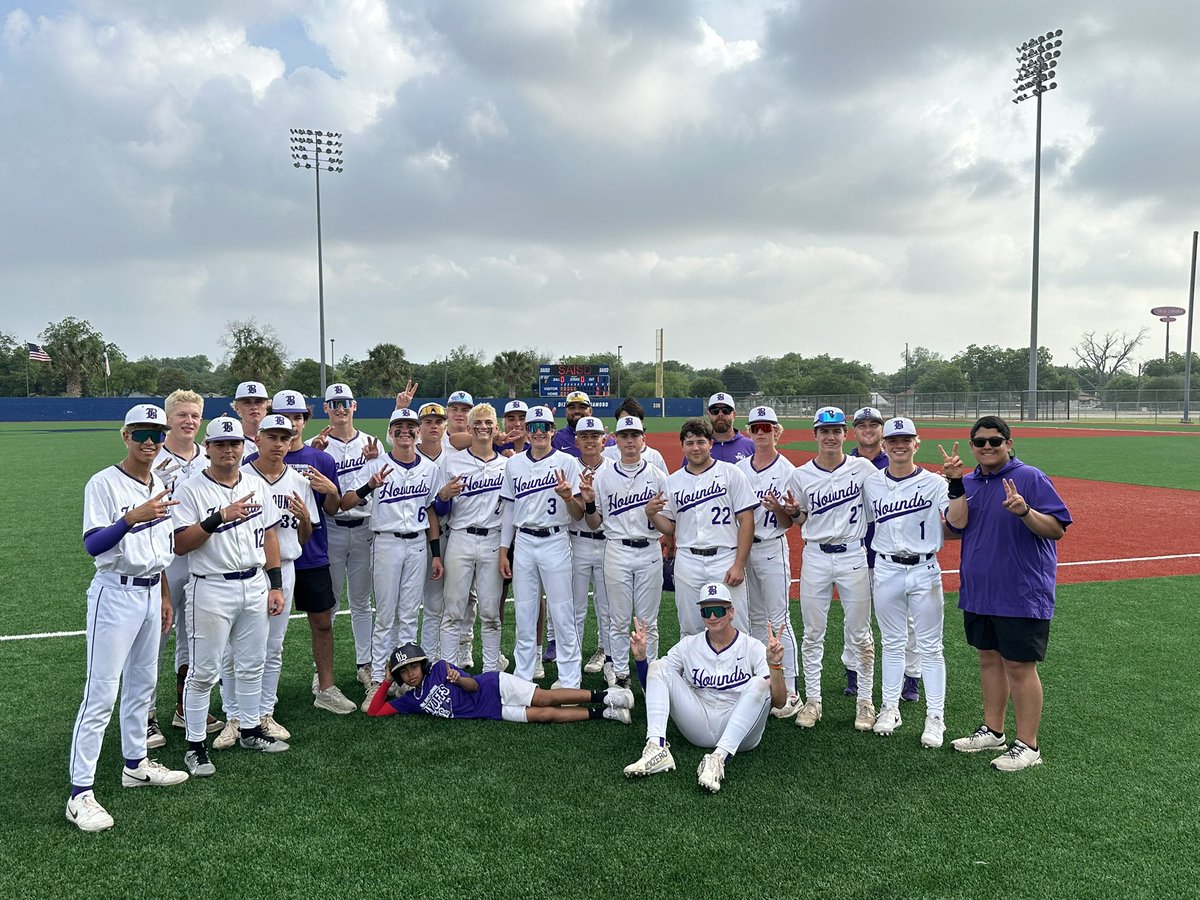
top-left (699, 605), bottom-right (730, 619)
top-left (526, 422), bottom-right (551, 434)
top-left (814, 410), bottom-right (845, 426)
top-left (130, 429), bottom-right (167, 444)
top-left (327, 399), bottom-right (352, 409)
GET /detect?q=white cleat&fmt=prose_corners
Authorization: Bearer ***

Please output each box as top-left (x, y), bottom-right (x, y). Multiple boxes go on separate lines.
top-left (921, 715), bottom-right (946, 749)
top-left (121, 758), bottom-right (188, 788)
top-left (146, 718), bottom-right (166, 750)
top-left (238, 727), bottom-right (290, 753)
top-left (794, 699), bottom-right (823, 729)
top-left (771, 692), bottom-right (802, 719)
top-left (259, 714), bottom-right (291, 740)
top-left (583, 648), bottom-right (606, 674)
top-left (497, 653), bottom-right (510, 673)
top-left (602, 661), bottom-right (617, 687)
top-left (183, 746), bottom-right (216, 778)
top-left (854, 700), bottom-right (877, 732)
top-left (361, 682), bottom-right (382, 713)
top-left (356, 664), bottom-right (373, 689)
top-left (697, 753), bottom-right (726, 793)
top-left (873, 705), bottom-right (902, 736)
top-left (212, 717), bottom-right (240, 751)
top-left (66, 791), bottom-right (114, 832)
top-left (624, 739), bottom-right (676, 778)
top-left (534, 661), bottom-right (546, 680)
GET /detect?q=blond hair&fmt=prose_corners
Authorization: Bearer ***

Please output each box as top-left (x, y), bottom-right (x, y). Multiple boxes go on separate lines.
top-left (166, 389), bottom-right (204, 417)
top-left (468, 403), bottom-right (498, 425)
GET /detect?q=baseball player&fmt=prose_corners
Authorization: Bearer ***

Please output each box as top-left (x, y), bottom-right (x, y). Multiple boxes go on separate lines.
top-left (647, 418), bottom-right (758, 637)
top-left (436, 403), bottom-right (509, 672)
top-left (582, 414), bottom-right (668, 690)
top-left (231, 380), bottom-right (268, 460)
top-left (784, 407), bottom-right (878, 733)
top-left (861, 418), bottom-right (950, 748)
top-left (848, 406), bottom-right (922, 704)
top-left (66, 404), bottom-right (188, 833)
top-left (234, 414), bottom-right (320, 742)
top-left (307, 383), bottom-right (381, 690)
top-left (366, 643), bottom-right (634, 723)
top-left (345, 408), bottom-right (445, 712)
top-left (623, 583), bottom-right (787, 793)
top-left (173, 416), bottom-right (288, 779)
top-left (498, 406), bottom-right (586, 687)
top-left (601, 398), bottom-right (668, 473)
top-left (414, 401), bottom-right (454, 663)
top-left (498, 400), bottom-right (530, 455)
top-left (149, 389), bottom-right (223, 744)
top-left (736, 405), bottom-right (802, 717)
top-left (553, 390), bottom-right (615, 458)
top-left (445, 389), bottom-right (474, 449)
top-left (703, 392), bottom-right (755, 463)
top-left (570, 416), bottom-right (614, 679)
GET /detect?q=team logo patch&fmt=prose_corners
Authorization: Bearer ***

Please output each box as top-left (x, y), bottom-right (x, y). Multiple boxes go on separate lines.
top-left (334, 385), bottom-right (344, 394)
top-left (707, 584), bottom-right (719, 596)
top-left (756, 407), bottom-right (766, 416)
top-left (246, 385), bottom-right (257, 394)
top-left (222, 420), bottom-right (234, 433)
top-left (144, 407), bottom-right (158, 419)
top-left (286, 394), bottom-right (296, 406)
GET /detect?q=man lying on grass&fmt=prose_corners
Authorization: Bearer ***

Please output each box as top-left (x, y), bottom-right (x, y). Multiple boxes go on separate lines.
top-left (366, 642), bottom-right (635, 724)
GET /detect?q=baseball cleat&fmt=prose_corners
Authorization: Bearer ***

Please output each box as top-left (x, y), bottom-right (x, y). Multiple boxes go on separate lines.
top-left (171, 711), bottom-right (224, 733)
top-left (901, 675), bottom-right (921, 702)
top-left (184, 746), bottom-right (216, 778)
top-left (356, 664), bottom-right (373, 689)
top-left (534, 661), bottom-right (546, 680)
top-left (990, 740), bottom-right (1042, 772)
top-left (603, 707), bottom-right (632, 725)
top-left (315, 684), bottom-right (358, 714)
top-left (602, 661), bottom-right (617, 687)
top-left (259, 714), bottom-right (291, 740)
top-left (951, 725), bottom-right (1007, 754)
top-left (542, 640), bottom-right (557, 662)
top-left (497, 653), bottom-right (510, 673)
top-left (697, 753), bottom-right (726, 793)
top-left (604, 686), bottom-right (636, 710)
top-left (212, 717), bottom-right (240, 751)
top-left (361, 682), bottom-right (382, 713)
top-left (66, 791), bottom-right (114, 833)
top-left (794, 699), bottom-right (823, 729)
top-left (873, 705), bottom-right (902, 736)
top-left (624, 740), bottom-right (676, 778)
top-left (921, 714), bottom-right (946, 749)
top-left (771, 692), bottom-right (802, 719)
top-left (238, 727), bottom-right (290, 753)
top-left (854, 700), bottom-right (877, 732)
top-left (584, 648), bottom-right (606, 674)
top-left (122, 758), bottom-right (188, 788)
top-left (146, 718), bottom-right (166, 750)
top-left (843, 669), bottom-right (858, 696)
top-left (615, 675), bottom-right (632, 691)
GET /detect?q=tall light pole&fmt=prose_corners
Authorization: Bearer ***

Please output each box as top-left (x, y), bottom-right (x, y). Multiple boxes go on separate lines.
top-left (1183, 231), bottom-right (1197, 423)
top-left (1014, 28), bottom-right (1063, 420)
top-left (290, 128), bottom-right (344, 396)
top-left (616, 344), bottom-right (623, 398)
top-left (329, 338), bottom-right (336, 383)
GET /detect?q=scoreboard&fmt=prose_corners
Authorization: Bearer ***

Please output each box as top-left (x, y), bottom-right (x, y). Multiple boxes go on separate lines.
top-left (539, 364), bottom-right (611, 398)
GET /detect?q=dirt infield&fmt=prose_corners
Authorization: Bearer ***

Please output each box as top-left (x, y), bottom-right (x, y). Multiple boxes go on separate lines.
top-left (642, 431), bottom-right (1200, 590)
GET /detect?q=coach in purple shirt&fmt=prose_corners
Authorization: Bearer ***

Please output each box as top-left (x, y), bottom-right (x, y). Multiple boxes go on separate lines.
top-left (943, 415), bottom-right (1071, 773)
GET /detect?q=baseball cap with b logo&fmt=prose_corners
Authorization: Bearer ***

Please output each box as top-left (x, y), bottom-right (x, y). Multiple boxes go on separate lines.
top-left (526, 406), bottom-right (554, 424)
top-left (325, 383), bottom-right (354, 402)
top-left (747, 406), bottom-right (778, 425)
top-left (575, 416), bottom-right (604, 434)
top-left (614, 415), bottom-right (644, 433)
top-left (696, 582), bottom-right (734, 606)
top-left (447, 390), bottom-right (474, 407)
top-left (707, 393), bottom-right (735, 411)
top-left (813, 406), bottom-right (847, 427)
top-left (884, 417), bottom-right (918, 437)
top-left (205, 416), bottom-right (245, 443)
top-left (504, 400), bottom-right (529, 416)
top-left (390, 408), bottom-right (420, 425)
top-left (124, 404), bottom-right (167, 427)
top-left (271, 390), bottom-right (308, 415)
top-left (852, 406), bottom-right (884, 425)
top-left (235, 381), bottom-right (266, 400)
top-left (259, 414), bottom-right (295, 433)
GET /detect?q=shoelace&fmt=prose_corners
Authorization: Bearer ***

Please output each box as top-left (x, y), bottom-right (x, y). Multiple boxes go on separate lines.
top-left (1002, 742), bottom-right (1028, 759)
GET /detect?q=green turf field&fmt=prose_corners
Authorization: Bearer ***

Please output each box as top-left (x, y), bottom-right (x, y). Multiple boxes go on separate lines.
top-left (1, 423), bottom-right (1194, 898)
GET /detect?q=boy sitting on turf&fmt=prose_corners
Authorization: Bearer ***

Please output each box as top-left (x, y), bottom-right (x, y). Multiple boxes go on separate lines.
top-left (367, 643), bottom-right (636, 724)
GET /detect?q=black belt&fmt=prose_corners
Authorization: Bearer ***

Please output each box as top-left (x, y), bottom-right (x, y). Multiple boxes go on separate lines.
top-left (571, 530), bottom-right (607, 541)
top-left (520, 526), bottom-right (562, 538)
top-left (621, 539), bottom-right (651, 548)
top-left (688, 547), bottom-right (720, 557)
top-left (334, 519), bottom-right (366, 528)
top-left (392, 532), bottom-right (420, 540)
top-left (197, 567), bottom-right (259, 581)
top-left (819, 544), bottom-right (846, 553)
top-left (752, 537), bottom-right (763, 544)
top-left (119, 573), bottom-right (161, 587)
top-left (889, 553), bottom-right (936, 566)
top-left (465, 526), bottom-right (492, 537)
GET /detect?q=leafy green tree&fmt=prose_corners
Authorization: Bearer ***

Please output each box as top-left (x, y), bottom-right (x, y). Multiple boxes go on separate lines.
top-left (358, 343), bottom-right (412, 397)
top-left (221, 318), bottom-right (287, 393)
top-left (285, 358), bottom-right (323, 396)
top-left (427, 346), bottom-right (499, 398)
top-left (913, 361), bottom-right (970, 393)
top-left (39, 317), bottom-right (108, 396)
top-left (720, 365), bottom-right (759, 394)
top-left (689, 376), bottom-right (724, 398)
top-left (492, 350), bottom-right (539, 398)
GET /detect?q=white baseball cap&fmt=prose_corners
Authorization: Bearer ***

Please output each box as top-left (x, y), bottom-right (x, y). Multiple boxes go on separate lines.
top-left (259, 414), bottom-right (295, 433)
top-left (325, 383), bottom-right (354, 402)
top-left (504, 400), bottom-right (529, 416)
top-left (124, 404), bottom-right (167, 427)
top-left (883, 417), bottom-right (919, 438)
top-left (447, 390), bottom-right (474, 407)
top-left (204, 416), bottom-right (245, 442)
top-left (526, 406), bottom-right (554, 425)
top-left (271, 390), bottom-right (308, 414)
top-left (565, 391), bottom-right (591, 405)
top-left (707, 393), bottom-right (735, 411)
top-left (390, 408), bottom-right (419, 425)
top-left (575, 416), bottom-right (605, 434)
top-left (235, 381), bottom-right (267, 400)
top-left (696, 582), bottom-right (734, 606)
top-left (813, 406), bottom-right (847, 427)
top-left (747, 405), bottom-right (778, 426)
top-left (852, 406), bottom-right (884, 425)
top-left (614, 415), bottom-right (644, 433)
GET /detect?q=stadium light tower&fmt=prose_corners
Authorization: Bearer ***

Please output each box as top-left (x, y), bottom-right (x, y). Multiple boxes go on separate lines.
top-left (290, 128), bottom-right (344, 395)
top-left (1013, 28), bottom-right (1062, 420)
top-left (616, 344), bottom-right (623, 397)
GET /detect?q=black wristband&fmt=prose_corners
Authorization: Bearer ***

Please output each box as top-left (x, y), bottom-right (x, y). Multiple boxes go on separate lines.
top-left (266, 567), bottom-right (283, 590)
top-left (947, 478), bottom-right (965, 499)
top-left (356, 483), bottom-right (377, 500)
top-left (429, 537), bottom-right (442, 558)
top-left (1018, 507), bottom-right (1032, 518)
top-left (585, 500), bottom-right (597, 515)
top-left (200, 511), bottom-right (223, 534)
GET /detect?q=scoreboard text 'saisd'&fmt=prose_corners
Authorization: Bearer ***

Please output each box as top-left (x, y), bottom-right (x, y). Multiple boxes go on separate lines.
top-left (538, 364), bottom-right (611, 398)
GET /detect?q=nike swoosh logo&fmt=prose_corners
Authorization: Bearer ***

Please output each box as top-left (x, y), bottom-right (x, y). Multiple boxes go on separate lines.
top-left (67, 807), bottom-right (79, 820)
top-left (852, 564), bottom-right (865, 571)
top-left (127, 772), bottom-right (151, 783)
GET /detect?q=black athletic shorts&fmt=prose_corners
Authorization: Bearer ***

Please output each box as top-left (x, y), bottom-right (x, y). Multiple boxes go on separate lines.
top-left (963, 610), bottom-right (1050, 662)
top-left (294, 564), bottom-right (337, 614)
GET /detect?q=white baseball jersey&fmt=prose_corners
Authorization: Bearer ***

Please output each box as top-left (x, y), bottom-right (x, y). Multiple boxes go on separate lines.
top-left (736, 453), bottom-right (797, 541)
top-left (241, 436), bottom-right (259, 462)
top-left (593, 460), bottom-right (668, 541)
top-left (356, 453), bottom-right (444, 533)
top-left (315, 430), bottom-right (377, 522)
top-left (153, 443), bottom-right (205, 493)
top-left (661, 460), bottom-right (758, 549)
top-left (789, 456), bottom-right (876, 544)
top-left (83, 466), bottom-right (175, 576)
top-left (442, 449), bottom-right (507, 530)
top-left (602, 444), bottom-right (668, 474)
top-left (174, 469), bottom-right (281, 575)
top-left (240, 462), bottom-right (319, 562)
top-left (661, 626), bottom-right (769, 710)
top-left (501, 449), bottom-right (582, 529)
top-left (418, 443), bottom-right (451, 474)
top-left (863, 467), bottom-right (950, 556)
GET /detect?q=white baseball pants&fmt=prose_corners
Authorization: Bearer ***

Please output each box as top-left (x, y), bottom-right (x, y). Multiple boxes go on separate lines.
top-left (673, 548), bottom-right (749, 637)
top-left (643, 660), bottom-right (771, 757)
top-left (843, 568), bottom-right (921, 679)
top-left (442, 528), bottom-right (504, 671)
top-left (420, 532), bottom-right (448, 661)
top-left (328, 521), bottom-right (374, 667)
top-left (371, 532), bottom-right (428, 681)
top-left (512, 531), bottom-right (579, 687)
top-left (603, 540), bottom-right (663, 678)
top-left (746, 536), bottom-right (799, 686)
top-left (222, 561), bottom-right (295, 719)
top-left (873, 557), bottom-right (945, 715)
top-left (799, 545), bottom-right (874, 704)
top-left (160, 554), bottom-right (190, 672)
top-left (570, 533), bottom-right (609, 657)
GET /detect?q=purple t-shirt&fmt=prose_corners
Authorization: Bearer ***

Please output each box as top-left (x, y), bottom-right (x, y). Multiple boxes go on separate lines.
top-left (552, 426), bottom-right (616, 458)
top-left (282, 445), bottom-right (340, 569)
top-left (386, 661), bottom-right (504, 720)
top-left (956, 458), bottom-right (1071, 620)
top-left (681, 432), bottom-right (755, 469)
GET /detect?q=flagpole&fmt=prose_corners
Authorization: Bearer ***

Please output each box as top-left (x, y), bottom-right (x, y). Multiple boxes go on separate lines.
top-left (26, 353), bottom-right (30, 397)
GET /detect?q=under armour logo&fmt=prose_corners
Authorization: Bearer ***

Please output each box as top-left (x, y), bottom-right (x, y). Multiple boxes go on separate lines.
top-left (222, 420), bottom-right (234, 433)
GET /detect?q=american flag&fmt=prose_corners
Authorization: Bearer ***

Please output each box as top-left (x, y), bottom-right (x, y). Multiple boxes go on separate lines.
top-left (27, 342), bottom-right (51, 363)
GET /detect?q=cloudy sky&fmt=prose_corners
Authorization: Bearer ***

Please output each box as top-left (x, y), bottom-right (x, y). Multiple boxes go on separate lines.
top-left (3, 1), bottom-right (1198, 374)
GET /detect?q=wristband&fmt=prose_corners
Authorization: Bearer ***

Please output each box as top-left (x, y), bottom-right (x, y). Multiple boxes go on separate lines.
top-left (768, 664), bottom-right (784, 671)
top-left (200, 511), bottom-right (223, 534)
top-left (585, 500), bottom-right (597, 515)
top-left (429, 538), bottom-right (442, 558)
top-left (266, 567), bottom-right (282, 590)
top-left (947, 478), bottom-right (965, 499)
top-left (356, 483), bottom-right (377, 500)
top-left (1019, 507), bottom-right (1032, 518)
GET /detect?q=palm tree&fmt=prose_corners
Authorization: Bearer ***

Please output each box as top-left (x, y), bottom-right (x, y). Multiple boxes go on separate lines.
top-left (41, 316), bottom-right (106, 397)
top-left (492, 350), bottom-right (537, 398)
top-left (361, 343), bottom-right (410, 395)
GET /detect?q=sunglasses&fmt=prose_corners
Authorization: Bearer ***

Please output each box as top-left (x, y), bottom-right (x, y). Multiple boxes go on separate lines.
top-left (749, 422), bottom-right (774, 434)
top-left (526, 422), bottom-right (551, 434)
top-left (699, 605), bottom-right (730, 619)
top-left (327, 399), bottom-right (352, 409)
top-left (708, 406), bottom-right (734, 415)
top-left (130, 428), bottom-right (167, 444)
top-left (971, 436), bottom-right (1007, 448)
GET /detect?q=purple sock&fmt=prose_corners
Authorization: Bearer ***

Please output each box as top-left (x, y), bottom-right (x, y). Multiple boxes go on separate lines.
top-left (125, 757), bottom-right (144, 770)
top-left (70, 785), bottom-right (92, 798)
